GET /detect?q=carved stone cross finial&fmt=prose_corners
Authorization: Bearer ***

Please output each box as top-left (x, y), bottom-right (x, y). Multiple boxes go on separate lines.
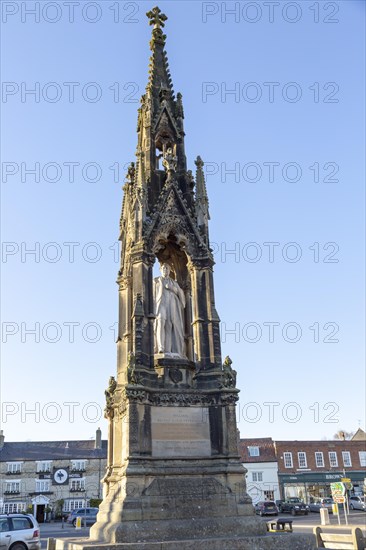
top-left (195, 156), bottom-right (204, 169)
top-left (146, 6), bottom-right (167, 30)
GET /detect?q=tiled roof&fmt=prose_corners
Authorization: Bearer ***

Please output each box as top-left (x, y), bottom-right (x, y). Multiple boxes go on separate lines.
top-left (0, 440), bottom-right (107, 461)
top-left (239, 438), bottom-right (277, 463)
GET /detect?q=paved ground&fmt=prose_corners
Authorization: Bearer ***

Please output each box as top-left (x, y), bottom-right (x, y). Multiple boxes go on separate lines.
top-left (288, 509), bottom-right (366, 533)
top-left (39, 511), bottom-right (366, 548)
top-left (40, 523), bottom-right (90, 549)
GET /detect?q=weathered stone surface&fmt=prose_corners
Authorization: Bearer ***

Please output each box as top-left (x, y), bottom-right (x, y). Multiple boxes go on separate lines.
top-left (151, 406), bottom-right (211, 457)
top-left (55, 533), bottom-right (316, 550)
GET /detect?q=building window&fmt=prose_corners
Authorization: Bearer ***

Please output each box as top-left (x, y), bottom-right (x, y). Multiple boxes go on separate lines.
top-left (6, 462), bottom-right (22, 474)
top-left (37, 461), bottom-right (52, 473)
top-left (328, 451), bottom-right (338, 467)
top-left (298, 452), bottom-right (307, 468)
top-left (70, 479), bottom-right (86, 492)
top-left (248, 446), bottom-right (260, 457)
top-left (252, 472), bottom-right (263, 482)
top-left (358, 451), bottom-right (366, 467)
top-left (315, 452), bottom-right (324, 467)
top-left (63, 500), bottom-right (87, 512)
top-left (1, 503), bottom-right (26, 513)
top-left (264, 490), bottom-right (274, 501)
top-left (71, 460), bottom-right (86, 472)
top-left (283, 452), bottom-right (293, 468)
top-left (35, 480), bottom-right (50, 492)
top-left (5, 481), bottom-right (21, 493)
top-left (342, 451), bottom-right (352, 467)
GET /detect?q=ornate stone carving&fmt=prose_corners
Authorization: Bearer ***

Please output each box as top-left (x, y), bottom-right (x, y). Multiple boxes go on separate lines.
top-left (168, 367), bottom-right (183, 384)
top-left (127, 351), bottom-right (143, 385)
top-left (126, 388), bottom-right (147, 402)
top-left (220, 392), bottom-right (239, 405)
top-left (125, 162), bottom-right (135, 184)
top-left (104, 376), bottom-right (117, 418)
top-left (221, 355), bottom-right (237, 388)
top-left (162, 147), bottom-right (177, 180)
top-left (146, 6), bottom-right (167, 31)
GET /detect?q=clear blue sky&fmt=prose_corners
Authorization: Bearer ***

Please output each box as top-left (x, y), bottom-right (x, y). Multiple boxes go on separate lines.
top-left (1, 1), bottom-right (365, 442)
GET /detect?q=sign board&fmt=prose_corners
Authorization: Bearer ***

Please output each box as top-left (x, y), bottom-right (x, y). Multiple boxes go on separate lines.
top-left (333, 495), bottom-right (346, 504)
top-left (52, 467), bottom-right (69, 485)
top-left (341, 478), bottom-right (351, 483)
top-left (330, 482), bottom-right (346, 498)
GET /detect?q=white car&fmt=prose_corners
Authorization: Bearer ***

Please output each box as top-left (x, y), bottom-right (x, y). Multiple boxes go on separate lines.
top-left (349, 496), bottom-right (366, 511)
top-left (0, 514), bottom-right (41, 550)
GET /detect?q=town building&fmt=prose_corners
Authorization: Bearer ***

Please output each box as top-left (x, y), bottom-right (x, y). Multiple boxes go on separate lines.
top-left (275, 439), bottom-right (366, 502)
top-left (0, 429), bottom-right (107, 522)
top-left (239, 438), bottom-right (280, 504)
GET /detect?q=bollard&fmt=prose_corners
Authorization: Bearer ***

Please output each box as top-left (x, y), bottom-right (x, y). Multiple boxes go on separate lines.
top-left (47, 538), bottom-right (56, 550)
top-left (75, 516), bottom-right (82, 530)
top-left (320, 507), bottom-right (330, 525)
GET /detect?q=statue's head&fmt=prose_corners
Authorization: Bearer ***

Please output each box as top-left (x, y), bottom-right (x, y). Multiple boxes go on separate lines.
top-left (160, 263), bottom-right (171, 278)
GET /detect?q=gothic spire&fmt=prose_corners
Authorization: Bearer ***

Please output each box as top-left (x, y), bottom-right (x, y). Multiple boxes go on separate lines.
top-left (195, 156), bottom-right (210, 240)
top-left (146, 7), bottom-right (174, 110)
top-left (132, 7), bottom-right (190, 210)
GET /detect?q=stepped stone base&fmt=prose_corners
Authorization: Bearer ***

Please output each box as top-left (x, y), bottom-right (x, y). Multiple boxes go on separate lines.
top-left (55, 532), bottom-right (316, 550)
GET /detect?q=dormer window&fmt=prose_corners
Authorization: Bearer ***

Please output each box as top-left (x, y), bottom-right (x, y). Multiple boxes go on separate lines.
top-left (248, 446), bottom-right (260, 457)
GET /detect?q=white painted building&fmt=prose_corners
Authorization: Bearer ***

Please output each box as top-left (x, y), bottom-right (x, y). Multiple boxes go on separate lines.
top-left (239, 437), bottom-right (280, 504)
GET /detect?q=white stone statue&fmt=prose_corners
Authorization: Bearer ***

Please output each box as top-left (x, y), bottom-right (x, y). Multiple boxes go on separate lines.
top-left (154, 263), bottom-right (186, 356)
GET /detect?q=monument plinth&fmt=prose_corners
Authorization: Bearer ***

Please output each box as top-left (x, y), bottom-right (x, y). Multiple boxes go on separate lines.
top-left (55, 6), bottom-right (315, 549)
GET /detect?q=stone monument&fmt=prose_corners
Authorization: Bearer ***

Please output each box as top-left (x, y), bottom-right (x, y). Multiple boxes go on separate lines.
top-left (55, 6), bottom-right (315, 550)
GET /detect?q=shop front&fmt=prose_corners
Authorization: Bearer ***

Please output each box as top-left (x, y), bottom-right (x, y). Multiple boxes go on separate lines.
top-left (278, 472), bottom-right (366, 503)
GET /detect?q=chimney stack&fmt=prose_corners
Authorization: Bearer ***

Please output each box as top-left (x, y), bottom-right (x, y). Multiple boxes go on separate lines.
top-left (95, 427), bottom-right (102, 449)
top-left (0, 430), bottom-right (5, 450)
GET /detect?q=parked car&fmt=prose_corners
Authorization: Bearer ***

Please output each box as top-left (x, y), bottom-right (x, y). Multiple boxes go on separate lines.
top-left (254, 501), bottom-right (279, 516)
top-left (278, 498), bottom-right (309, 516)
top-left (66, 508), bottom-right (99, 527)
top-left (0, 514), bottom-right (40, 550)
top-left (349, 496), bottom-right (366, 511)
top-left (309, 498), bottom-right (334, 513)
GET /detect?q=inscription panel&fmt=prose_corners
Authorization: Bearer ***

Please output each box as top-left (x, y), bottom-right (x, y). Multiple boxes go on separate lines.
top-left (151, 406), bottom-right (211, 457)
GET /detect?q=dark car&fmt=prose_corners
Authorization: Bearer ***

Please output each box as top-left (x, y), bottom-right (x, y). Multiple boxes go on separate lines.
top-left (66, 508), bottom-right (99, 527)
top-left (278, 498), bottom-right (309, 516)
top-left (254, 501), bottom-right (279, 516)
